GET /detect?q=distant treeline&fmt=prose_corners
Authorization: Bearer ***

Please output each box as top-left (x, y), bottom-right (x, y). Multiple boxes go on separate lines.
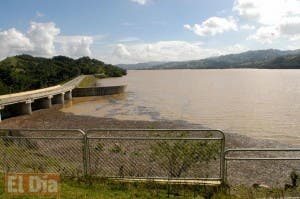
top-left (120, 49), bottom-right (300, 70)
top-left (149, 49), bottom-right (300, 70)
top-left (152, 49), bottom-right (300, 70)
top-left (0, 55), bottom-right (127, 95)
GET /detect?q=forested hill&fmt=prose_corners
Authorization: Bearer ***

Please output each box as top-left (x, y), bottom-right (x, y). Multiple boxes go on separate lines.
top-left (0, 55), bottom-right (127, 95)
top-left (122, 49), bottom-right (300, 70)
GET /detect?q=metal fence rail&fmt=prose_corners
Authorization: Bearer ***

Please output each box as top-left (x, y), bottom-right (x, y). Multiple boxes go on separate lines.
top-left (0, 129), bottom-right (225, 184)
top-left (0, 129), bottom-right (86, 176)
top-left (1, 128), bottom-right (300, 187)
top-left (86, 129), bottom-right (225, 183)
top-left (224, 148), bottom-right (300, 186)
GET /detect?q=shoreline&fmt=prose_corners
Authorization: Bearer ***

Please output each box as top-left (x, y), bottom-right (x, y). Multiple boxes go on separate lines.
top-left (0, 104), bottom-right (290, 148)
top-left (0, 105), bottom-right (298, 186)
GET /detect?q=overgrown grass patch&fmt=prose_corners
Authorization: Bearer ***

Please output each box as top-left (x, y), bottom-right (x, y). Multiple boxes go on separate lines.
top-left (78, 75), bottom-right (97, 87)
top-left (0, 175), bottom-right (232, 199)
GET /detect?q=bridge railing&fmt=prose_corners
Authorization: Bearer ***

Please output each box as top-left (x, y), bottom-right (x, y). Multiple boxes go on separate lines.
top-left (0, 75), bottom-right (84, 106)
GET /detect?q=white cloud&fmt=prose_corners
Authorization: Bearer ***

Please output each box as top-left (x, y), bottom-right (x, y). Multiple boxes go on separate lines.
top-left (233, 0), bottom-right (300, 25)
top-left (110, 41), bottom-right (215, 64)
top-left (233, 0), bottom-right (260, 21)
top-left (0, 28), bottom-right (33, 58)
top-left (247, 26), bottom-right (280, 44)
top-left (279, 16), bottom-right (300, 40)
top-left (56, 36), bottom-right (93, 57)
top-left (27, 22), bottom-right (60, 56)
top-left (248, 16), bottom-right (300, 43)
top-left (36, 11), bottom-right (44, 18)
top-left (234, 0), bottom-right (300, 43)
top-left (241, 24), bottom-right (255, 30)
top-left (130, 0), bottom-right (149, 5)
top-left (0, 22), bottom-right (98, 59)
top-left (184, 17), bottom-right (238, 36)
top-left (113, 44), bottom-right (131, 58)
top-left (224, 44), bottom-right (249, 54)
top-left (108, 41), bottom-right (248, 64)
top-left (118, 37), bottom-right (140, 43)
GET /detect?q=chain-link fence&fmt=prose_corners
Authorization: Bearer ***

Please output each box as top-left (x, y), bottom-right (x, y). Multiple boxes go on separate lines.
top-left (2, 128), bottom-right (300, 187)
top-left (86, 129), bottom-right (225, 182)
top-left (0, 129), bottom-right (85, 176)
top-left (0, 129), bottom-right (225, 183)
top-left (225, 149), bottom-right (300, 187)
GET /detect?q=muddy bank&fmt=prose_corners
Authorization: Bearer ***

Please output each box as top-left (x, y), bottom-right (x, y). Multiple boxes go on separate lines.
top-left (0, 105), bottom-right (289, 148)
top-left (0, 105), bottom-right (298, 187)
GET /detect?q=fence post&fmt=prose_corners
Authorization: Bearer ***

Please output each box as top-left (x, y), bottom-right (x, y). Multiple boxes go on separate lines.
top-left (220, 132), bottom-right (226, 184)
top-left (82, 131), bottom-right (89, 177)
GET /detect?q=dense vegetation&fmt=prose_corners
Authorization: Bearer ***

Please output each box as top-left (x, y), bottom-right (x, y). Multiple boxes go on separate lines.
top-left (0, 55), bottom-right (126, 95)
top-left (120, 49), bottom-right (300, 70)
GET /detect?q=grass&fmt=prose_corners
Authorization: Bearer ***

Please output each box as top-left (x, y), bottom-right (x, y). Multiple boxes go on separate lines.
top-left (1, 175), bottom-right (300, 198)
top-left (0, 175), bottom-right (233, 199)
top-left (94, 73), bottom-right (107, 79)
top-left (78, 75), bottom-right (97, 88)
top-left (1, 137), bottom-right (300, 198)
top-left (231, 185), bottom-right (300, 198)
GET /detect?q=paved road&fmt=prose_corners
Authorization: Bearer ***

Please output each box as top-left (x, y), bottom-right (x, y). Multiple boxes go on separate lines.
top-left (0, 75), bottom-right (85, 107)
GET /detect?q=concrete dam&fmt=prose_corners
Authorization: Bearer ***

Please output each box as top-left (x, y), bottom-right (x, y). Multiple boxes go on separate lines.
top-left (0, 76), bottom-right (126, 122)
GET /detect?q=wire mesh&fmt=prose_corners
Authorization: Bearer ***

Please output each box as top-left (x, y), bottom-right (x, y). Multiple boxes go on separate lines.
top-left (0, 129), bottom-right (85, 176)
top-left (225, 149), bottom-right (300, 187)
top-left (86, 129), bottom-right (224, 180)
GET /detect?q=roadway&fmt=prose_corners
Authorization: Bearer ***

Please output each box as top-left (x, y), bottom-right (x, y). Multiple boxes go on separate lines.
top-left (0, 75), bottom-right (85, 107)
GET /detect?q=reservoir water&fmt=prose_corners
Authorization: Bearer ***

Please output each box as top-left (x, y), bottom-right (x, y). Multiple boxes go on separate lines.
top-left (62, 69), bottom-right (300, 145)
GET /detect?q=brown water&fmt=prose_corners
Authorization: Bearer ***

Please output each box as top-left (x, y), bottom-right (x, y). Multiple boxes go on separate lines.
top-left (62, 69), bottom-right (300, 145)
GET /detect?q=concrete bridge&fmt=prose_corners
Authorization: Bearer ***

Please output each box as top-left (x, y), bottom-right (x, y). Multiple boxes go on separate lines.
top-left (0, 75), bottom-right (85, 122)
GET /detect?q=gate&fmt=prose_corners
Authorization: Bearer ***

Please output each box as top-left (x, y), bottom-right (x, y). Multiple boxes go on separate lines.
top-left (86, 129), bottom-right (225, 183)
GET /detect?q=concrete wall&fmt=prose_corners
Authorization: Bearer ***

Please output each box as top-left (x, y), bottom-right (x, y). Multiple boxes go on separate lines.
top-left (72, 85), bottom-right (126, 97)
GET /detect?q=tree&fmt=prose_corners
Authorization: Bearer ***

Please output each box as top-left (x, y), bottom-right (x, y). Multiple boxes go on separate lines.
top-left (0, 54), bottom-right (127, 95)
top-left (150, 134), bottom-right (219, 178)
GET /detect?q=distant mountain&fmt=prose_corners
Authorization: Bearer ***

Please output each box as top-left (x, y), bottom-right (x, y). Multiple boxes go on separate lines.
top-left (120, 49), bottom-right (300, 70)
top-left (118, 61), bottom-right (166, 69)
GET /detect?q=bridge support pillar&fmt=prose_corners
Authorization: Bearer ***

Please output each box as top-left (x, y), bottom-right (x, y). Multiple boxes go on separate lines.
top-left (52, 93), bottom-right (65, 104)
top-left (41, 96), bottom-right (52, 108)
top-left (65, 91), bottom-right (72, 101)
top-left (20, 101), bottom-right (32, 115)
top-left (0, 106), bottom-right (3, 123)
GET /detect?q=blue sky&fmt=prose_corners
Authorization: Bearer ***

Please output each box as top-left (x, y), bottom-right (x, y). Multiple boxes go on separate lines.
top-left (0, 0), bottom-right (300, 64)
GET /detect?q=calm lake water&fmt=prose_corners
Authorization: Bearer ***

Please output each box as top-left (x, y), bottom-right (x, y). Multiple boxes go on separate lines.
top-left (62, 69), bottom-right (300, 145)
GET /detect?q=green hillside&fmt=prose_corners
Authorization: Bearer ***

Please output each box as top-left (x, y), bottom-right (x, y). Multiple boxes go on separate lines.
top-left (124, 49), bottom-right (300, 70)
top-left (0, 55), bottom-right (127, 95)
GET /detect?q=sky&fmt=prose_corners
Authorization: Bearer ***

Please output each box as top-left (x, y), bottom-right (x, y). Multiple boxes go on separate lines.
top-left (0, 0), bottom-right (300, 64)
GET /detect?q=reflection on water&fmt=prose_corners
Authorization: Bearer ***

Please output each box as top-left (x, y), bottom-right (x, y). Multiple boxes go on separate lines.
top-left (62, 69), bottom-right (300, 145)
